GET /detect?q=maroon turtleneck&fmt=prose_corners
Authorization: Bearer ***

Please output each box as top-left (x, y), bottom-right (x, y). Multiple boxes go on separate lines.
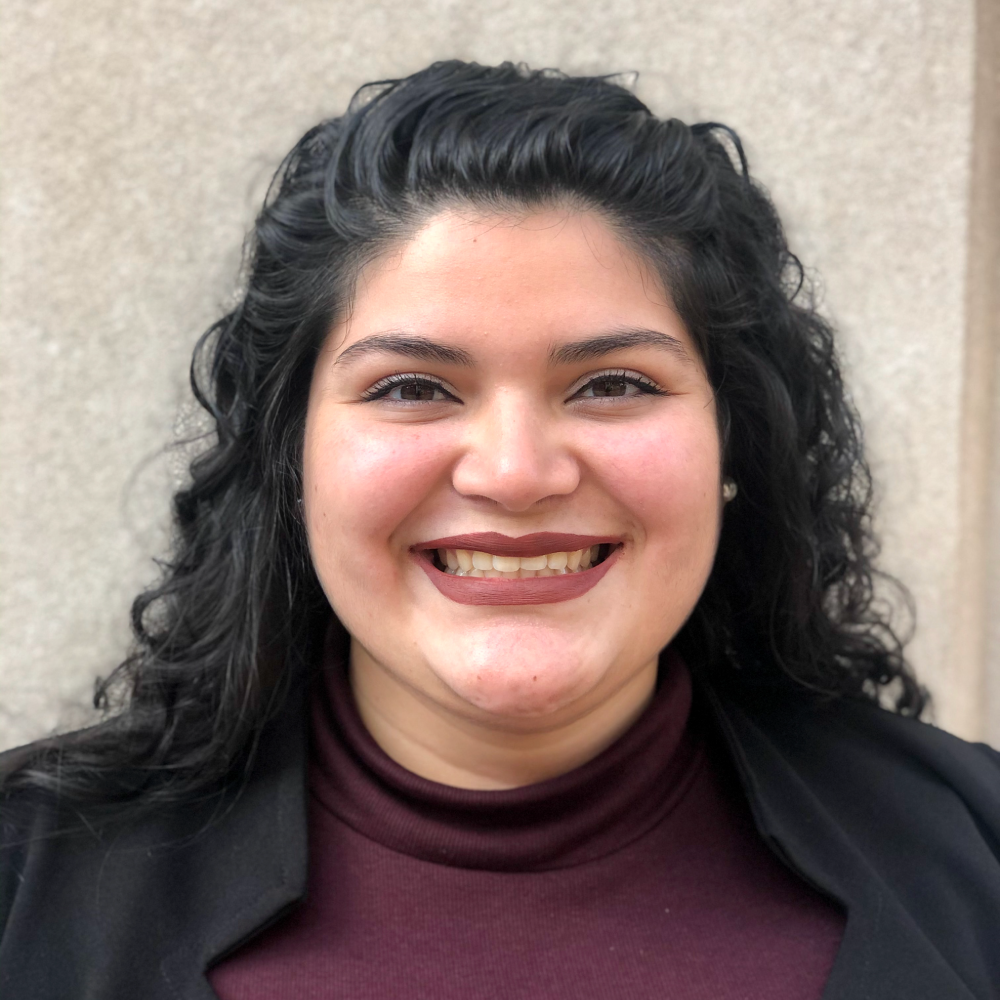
top-left (210, 648), bottom-right (844, 999)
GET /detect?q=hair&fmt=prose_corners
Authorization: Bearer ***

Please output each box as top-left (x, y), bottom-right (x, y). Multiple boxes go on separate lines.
top-left (3, 59), bottom-right (925, 809)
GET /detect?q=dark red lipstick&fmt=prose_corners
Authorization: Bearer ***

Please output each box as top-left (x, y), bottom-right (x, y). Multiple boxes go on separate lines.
top-left (414, 532), bottom-right (623, 606)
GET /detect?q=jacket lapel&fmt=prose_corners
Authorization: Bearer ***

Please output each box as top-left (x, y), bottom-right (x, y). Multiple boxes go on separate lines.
top-left (158, 682), bottom-right (310, 998)
top-left (700, 676), bottom-right (981, 1000)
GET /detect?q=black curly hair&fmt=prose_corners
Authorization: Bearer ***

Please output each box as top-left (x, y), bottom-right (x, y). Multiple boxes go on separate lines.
top-left (4, 60), bottom-right (924, 807)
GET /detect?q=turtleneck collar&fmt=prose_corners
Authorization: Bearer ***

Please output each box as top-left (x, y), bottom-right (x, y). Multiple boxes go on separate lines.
top-left (309, 634), bottom-right (702, 873)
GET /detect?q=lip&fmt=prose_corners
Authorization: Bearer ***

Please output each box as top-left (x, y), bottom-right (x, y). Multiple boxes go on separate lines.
top-left (418, 532), bottom-right (623, 558)
top-left (414, 533), bottom-right (624, 606)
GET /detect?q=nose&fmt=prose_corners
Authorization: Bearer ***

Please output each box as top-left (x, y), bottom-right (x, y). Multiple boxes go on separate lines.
top-left (451, 390), bottom-right (580, 511)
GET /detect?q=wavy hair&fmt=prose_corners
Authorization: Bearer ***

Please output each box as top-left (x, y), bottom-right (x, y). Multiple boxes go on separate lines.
top-left (4, 60), bottom-right (925, 807)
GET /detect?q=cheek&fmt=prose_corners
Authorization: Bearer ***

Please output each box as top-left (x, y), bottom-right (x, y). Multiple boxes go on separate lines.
top-left (303, 414), bottom-right (450, 558)
top-left (584, 413), bottom-right (721, 546)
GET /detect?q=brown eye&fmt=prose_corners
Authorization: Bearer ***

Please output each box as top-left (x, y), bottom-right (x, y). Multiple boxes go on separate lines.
top-left (398, 382), bottom-right (442, 401)
top-left (590, 378), bottom-right (629, 397)
top-left (362, 375), bottom-right (458, 404)
top-left (571, 370), bottom-right (664, 401)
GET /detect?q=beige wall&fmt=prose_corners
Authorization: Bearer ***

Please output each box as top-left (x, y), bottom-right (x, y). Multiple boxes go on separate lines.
top-left (976, 0), bottom-right (1000, 740)
top-left (1, 0), bottom-right (996, 750)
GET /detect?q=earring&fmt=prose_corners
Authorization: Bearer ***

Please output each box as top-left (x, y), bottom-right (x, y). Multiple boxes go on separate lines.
top-left (722, 478), bottom-right (738, 502)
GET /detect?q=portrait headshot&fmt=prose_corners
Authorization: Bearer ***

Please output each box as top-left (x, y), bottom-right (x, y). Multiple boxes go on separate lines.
top-left (1, 2), bottom-right (998, 998)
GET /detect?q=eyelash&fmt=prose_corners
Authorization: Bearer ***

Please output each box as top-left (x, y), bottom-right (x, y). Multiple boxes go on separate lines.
top-left (568, 369), bottom-right (668, 399)
top-left (359, 368), bottom-right (668, 403)
top-left (360, 373), bottom-right (458, 403)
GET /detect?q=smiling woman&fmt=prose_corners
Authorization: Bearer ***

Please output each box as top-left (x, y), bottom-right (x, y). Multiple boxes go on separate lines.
top-left (305, 209), bottom-right (722, 786)
top-left (2, 61), bottom-right (999, 1000)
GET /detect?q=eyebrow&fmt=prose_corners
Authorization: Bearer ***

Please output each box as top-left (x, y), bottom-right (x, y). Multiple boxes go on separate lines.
top-left (550, 328), bottom-right (695, 366)
top-left (333, 326), bottom-right (695, 369)
top-left (334, 333), bottom-right (475, 368)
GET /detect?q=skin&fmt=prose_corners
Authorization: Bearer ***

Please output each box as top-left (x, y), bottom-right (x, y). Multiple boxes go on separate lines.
top-left (302, 206), bottom-right (723, 790)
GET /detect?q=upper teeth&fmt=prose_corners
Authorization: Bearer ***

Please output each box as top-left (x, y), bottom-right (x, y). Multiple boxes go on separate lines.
top-left (437, 546), bottom-right (601, 578)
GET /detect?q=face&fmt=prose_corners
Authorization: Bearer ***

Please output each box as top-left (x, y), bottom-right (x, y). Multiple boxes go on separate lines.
top-left (303, 206), bottom-right (722, 731)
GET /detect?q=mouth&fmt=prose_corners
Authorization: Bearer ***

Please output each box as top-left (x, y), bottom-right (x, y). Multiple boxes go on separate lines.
top-left (414, 532), bottom-right (623, 606)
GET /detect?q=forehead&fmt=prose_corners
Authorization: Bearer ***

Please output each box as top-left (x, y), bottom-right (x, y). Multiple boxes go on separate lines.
top-left (385, 206), bottom-right (650, 282)
top-left (334, 206), bottom-right (687, 355)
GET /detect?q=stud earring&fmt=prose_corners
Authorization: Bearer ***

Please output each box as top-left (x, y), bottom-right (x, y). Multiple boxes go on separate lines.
top-left (722, 478), bottom-right (738, 502)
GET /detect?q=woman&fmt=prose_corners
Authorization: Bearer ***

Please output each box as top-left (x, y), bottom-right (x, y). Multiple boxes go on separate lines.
top-left (1, 60), bottom-right (998, 999)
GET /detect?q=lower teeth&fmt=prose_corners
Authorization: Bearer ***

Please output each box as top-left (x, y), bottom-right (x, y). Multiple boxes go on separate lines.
top-left (445, 567), bottom-right (572, 577)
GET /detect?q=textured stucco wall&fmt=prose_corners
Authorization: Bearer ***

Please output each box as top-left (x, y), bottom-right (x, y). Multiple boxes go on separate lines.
top-left (0, 0), bottom-right (990, 750)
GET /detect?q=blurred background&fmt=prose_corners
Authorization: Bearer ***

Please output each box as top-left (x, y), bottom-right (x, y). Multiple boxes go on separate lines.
top-left (1, 0), bottom-right (997, 751)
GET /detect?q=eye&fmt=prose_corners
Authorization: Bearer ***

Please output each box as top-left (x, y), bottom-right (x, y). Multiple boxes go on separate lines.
top-left (361, 373), bottom-right (460, 404)
top-left (568, 369), bottom-right (666, 401)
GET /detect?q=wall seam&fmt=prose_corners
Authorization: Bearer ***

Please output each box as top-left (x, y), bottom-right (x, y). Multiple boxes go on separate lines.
top-left (956, 0), bottom-right (1000, 742)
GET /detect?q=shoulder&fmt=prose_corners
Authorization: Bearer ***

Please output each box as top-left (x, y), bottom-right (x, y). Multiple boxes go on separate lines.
top-left (711, 679), bottom-right (999, 949)
top-left (703, 676), bottom-right (1000, 994)
top-left (0, 739), bottom-right (167, 939)
top-left (0, 742), bottom-right (69, 934)
top-left (0, 729), bottom-right (135, 916)
top-left (0, 767), bottom-right (220, 997)
top-left (803, 694), bottom-right (1000, 866)
top-left (713, 676), bottom-right (1000, 839)
top-left (703, 671), bottom-right (1000, 878)
top-left (708, 669), bottom-right (998, 781)
top-left (0, 693), bottom-right (309, 997)
top-left (760, 684), bottom-right (999, 809)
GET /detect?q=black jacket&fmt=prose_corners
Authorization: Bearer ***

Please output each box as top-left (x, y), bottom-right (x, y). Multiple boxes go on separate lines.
top-left (2, 674), bottom-right (999, 999)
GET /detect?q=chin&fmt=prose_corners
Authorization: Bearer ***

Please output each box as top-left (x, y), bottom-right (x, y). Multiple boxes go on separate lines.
top-left (426, 626), bottom-right (608, 720)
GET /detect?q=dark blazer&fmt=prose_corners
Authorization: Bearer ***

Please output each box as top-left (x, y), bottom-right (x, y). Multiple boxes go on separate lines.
top-left (2, 674), bottom-right (999, 1000)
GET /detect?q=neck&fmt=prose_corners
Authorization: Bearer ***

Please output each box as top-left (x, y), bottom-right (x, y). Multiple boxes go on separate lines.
top-left (348, 643), bottom-right (659, 790)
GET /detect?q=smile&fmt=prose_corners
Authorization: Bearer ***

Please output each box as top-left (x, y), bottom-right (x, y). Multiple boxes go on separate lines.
top-left (415, 532), bottom-right (622, 606)
top-left (437, 544), bottom-right (603, 577)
